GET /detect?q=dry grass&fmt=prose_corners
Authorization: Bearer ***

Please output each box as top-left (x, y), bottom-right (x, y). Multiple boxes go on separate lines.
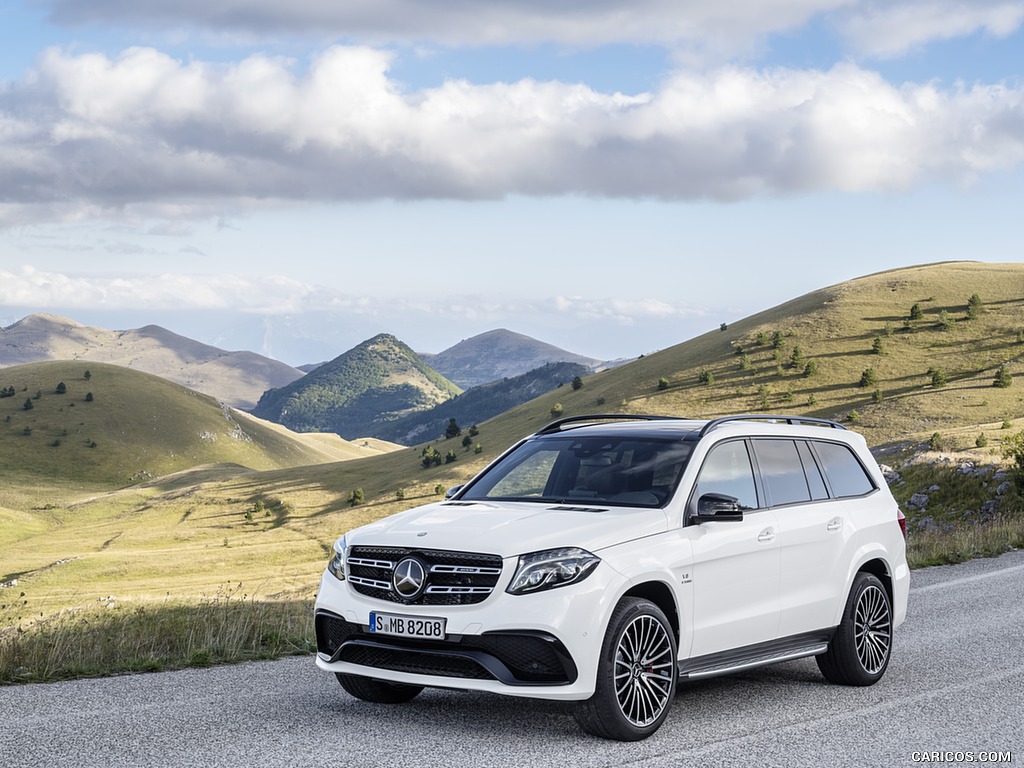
top-left (0, 584), bottom-right (313, 684)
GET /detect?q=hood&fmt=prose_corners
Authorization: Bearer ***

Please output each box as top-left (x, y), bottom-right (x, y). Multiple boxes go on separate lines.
top-left (346, 499), bottom-right (669, 558)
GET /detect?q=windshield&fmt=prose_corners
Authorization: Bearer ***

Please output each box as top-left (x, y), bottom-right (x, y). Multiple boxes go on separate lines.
top-left (460, 435), bottom-right (693, 508)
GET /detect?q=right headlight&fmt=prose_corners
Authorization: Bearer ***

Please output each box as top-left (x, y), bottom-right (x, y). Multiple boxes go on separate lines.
top-left (506, 547), bottom-right (600, 595)
top-left (327, 535), bottom-right (347, 581)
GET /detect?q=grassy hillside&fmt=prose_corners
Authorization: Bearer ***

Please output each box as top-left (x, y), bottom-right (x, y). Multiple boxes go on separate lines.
top-left (0, 360), bottom-right (390, 496)
top-left (251, 333), bottom-right (462, 439)
top-left (5, 262), bottom-right (1024, 643)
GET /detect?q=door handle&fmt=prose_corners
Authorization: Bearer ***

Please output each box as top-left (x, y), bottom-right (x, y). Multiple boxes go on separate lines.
top-left (827, 517), bottom-right (842, 532)
top-left (757, 527), bottom-right (775, 543)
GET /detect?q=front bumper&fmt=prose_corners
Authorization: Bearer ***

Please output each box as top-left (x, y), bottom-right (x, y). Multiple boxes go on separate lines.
top-left (313, 566), bottom-right (621, 701)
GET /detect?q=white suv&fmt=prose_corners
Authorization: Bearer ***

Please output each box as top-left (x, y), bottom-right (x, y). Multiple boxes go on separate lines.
top-left (314, 414), bottom-right (910, 741)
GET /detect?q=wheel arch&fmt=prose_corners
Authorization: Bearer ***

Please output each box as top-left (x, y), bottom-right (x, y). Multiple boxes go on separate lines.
top-left (621, 580), bottom-right (681, 647)
top-left (857, 557), bottom-right (894, 608)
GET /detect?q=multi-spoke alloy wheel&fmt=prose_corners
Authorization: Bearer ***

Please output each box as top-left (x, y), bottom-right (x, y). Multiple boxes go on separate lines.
top-left (817, 572), bottom-right (893, 686)
top-left (854, 583), bottom-right (891, 675)
top-left (574, 598), bottom-right (678, 741)
top-left (614, 614), bottom-right (675, 727)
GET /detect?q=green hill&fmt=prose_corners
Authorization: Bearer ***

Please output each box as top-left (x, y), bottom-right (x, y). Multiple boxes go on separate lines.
top-left (251, 333), bottom-right (462, 439)
top-left (0, 360), bottom-right (387, 491)
top-left (372, 361), bottom-right (590, 444)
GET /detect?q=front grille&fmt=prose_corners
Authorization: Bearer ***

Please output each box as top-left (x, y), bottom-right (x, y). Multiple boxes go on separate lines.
top-left (348, 546), bottom-right (503, 605)
top-left (316, 610), bottom-right (576, 686)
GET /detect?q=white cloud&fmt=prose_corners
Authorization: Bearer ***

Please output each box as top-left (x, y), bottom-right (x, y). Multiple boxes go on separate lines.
top-left (838, 1), bottom-right (1024, 58)
top-left (1, 45), bottom-right (1022, 226)
top-left (0, 265), bottom-right (319, 313)
top-left (43, 0), bottom-right (853, 48)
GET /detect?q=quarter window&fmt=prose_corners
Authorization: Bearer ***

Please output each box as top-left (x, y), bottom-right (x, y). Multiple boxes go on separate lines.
top-left (797, 441), bottom-right (829, 500)
top-left (813, 441), bottom-right (875, 498)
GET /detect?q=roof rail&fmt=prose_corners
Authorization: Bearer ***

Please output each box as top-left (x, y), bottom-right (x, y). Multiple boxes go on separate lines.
top-left (535, 414), bottom-right (681, 436)
top-left (698, 414), bottom-right (847, 438)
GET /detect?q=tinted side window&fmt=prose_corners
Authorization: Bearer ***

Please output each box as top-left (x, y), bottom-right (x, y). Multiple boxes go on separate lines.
top-left (753, 439), bottom-right (810, 507)
top-left (813, 441), bottom-right (875, 498)
top-left (694, 440), bottom-right (758, 510)
top-left (797, 440), bottom-right (829, 500)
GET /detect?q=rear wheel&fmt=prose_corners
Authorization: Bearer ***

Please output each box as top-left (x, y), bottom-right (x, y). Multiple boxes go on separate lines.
top-left (574, 597), bottom-right (677, 741)
top-left (817, 572), bottom-right (892, 686)
top-left (335, 673), bottom-right (423, 703)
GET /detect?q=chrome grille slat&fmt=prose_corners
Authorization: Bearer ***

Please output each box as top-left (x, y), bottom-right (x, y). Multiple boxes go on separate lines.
top-left (348, 546), bottom-right (503, 606)
top-left (348, 557), bottom-right (395, 569)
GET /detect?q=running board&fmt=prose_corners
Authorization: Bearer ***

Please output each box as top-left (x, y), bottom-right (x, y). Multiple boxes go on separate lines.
top-left (679, 631), bottom-right (833, 680)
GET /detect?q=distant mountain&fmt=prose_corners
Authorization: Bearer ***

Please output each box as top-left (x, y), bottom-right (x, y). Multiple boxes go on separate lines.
top-left (421, 329), bottom-right (599, 388)
top-left (251, 333), bottom-right (462, 439)
top-left (0, 314), bottom-right (304, 410)
top-left (372, 361), bottom-right (591, 444)
top-left (0, 360), bottom-right (395, 487)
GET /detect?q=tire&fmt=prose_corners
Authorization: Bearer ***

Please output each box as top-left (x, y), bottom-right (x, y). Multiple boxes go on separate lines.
top-left (335, 673), bottom-right (423, 703)
top-left (573, 597), bottom-right (678, 741)
top-left (817, 572), bottom-right (893, 686)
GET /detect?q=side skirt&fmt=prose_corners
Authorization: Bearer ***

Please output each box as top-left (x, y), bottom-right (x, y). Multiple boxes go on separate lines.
top-left (679, 630), bottom-right (835, 680)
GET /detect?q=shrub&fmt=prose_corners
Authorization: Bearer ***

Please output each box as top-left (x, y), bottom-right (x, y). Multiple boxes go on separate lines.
top-left (56, 382), bottom-right (67, 394)
top-left (571, 376), bottom-right (583, 391)
top-left (909, 303), bottom-right (923, 320)
top-left (871, 389), bottom-right (883, 403)
top-left (756, 331), bottom-right (769, 346)
top-left (789, 346), bottom-right (805, 369)
top-left (848, 410), bottom-right (860, 423)
top-left (444, 418), bottom-right (461, 439)
top-left (976, 433), bottom-right (989, 448)
top-left (445, 449), bottom-right (457, 464)
top-left (347, 488), bottom-right (365, 507)
top-left (929, 432), bottom-right (943, 451)
top-left (23, 397), bottom-right (34, 410)
top-left (771, 331), bottom-right (785, 349)
top-left (395, 488), bottom-right (405, 501)
top-left (993, 365), bottom-right (1012, 388)
top-left (929, 367), bottom-right (947, 388)
top-left (859, 368), bottom-right (878, 388)
top-left (85, 392), bottom-right (94, 402)
top-left (657, 377), bottom-right (669, 391)
top-left (938, 310), bottom-right (954, 331)
top-left (550, 403), bottom-right (564, 419)
top-left (871, 337), bottom-right (885, 355)
top-left (698, 370), bottom-right (715, 386)
top-left (804, 360), bottom-right (819, 377)
top-left (433, 484), bottom-right (446, 496)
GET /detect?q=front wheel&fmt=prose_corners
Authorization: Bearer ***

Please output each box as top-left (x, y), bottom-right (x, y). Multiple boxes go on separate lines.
top-left (335, 673), bottom-right (423, 703)
top-left (817, 572), bottom-right (893, 686)
top-left (574, 597), bottom-right (678, 741)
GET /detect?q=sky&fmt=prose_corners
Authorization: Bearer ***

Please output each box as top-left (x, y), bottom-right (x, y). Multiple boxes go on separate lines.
top-left (0, 1), bottom-right (1022, 367)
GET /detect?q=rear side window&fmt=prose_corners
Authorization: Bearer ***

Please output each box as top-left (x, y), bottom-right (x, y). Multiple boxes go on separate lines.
top-left (813, 441), bottom-right (875, 498)
top-left (752, 439), bottom-right (811, 506)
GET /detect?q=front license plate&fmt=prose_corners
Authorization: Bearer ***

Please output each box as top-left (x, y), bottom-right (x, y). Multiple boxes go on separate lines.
top-left (368, 611), bottom-right (447, 640)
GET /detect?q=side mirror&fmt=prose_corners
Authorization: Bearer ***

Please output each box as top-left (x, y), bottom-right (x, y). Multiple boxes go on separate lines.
top-left (696, 492), bottom-right (744, 522)
top-left (444, 485), bottom-right (463, 500)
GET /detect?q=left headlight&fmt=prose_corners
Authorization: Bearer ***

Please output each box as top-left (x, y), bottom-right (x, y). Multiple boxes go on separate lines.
top-left (327, 535), bottom-right (347, 581)
top-left (506, 547), bottom-right (600, 595)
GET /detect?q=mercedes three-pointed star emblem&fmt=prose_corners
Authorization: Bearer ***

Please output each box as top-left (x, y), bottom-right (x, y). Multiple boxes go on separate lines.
top-left (392, 557), bottom-right (427, 600)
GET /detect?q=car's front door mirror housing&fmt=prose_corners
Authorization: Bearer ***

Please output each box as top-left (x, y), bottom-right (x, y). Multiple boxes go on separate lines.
top-left (695, 492), bottom-right (744, 522)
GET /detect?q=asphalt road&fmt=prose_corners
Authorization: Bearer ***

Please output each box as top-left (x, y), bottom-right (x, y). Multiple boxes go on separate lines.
top-left (3, 551), bottom-right (1023, 768)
